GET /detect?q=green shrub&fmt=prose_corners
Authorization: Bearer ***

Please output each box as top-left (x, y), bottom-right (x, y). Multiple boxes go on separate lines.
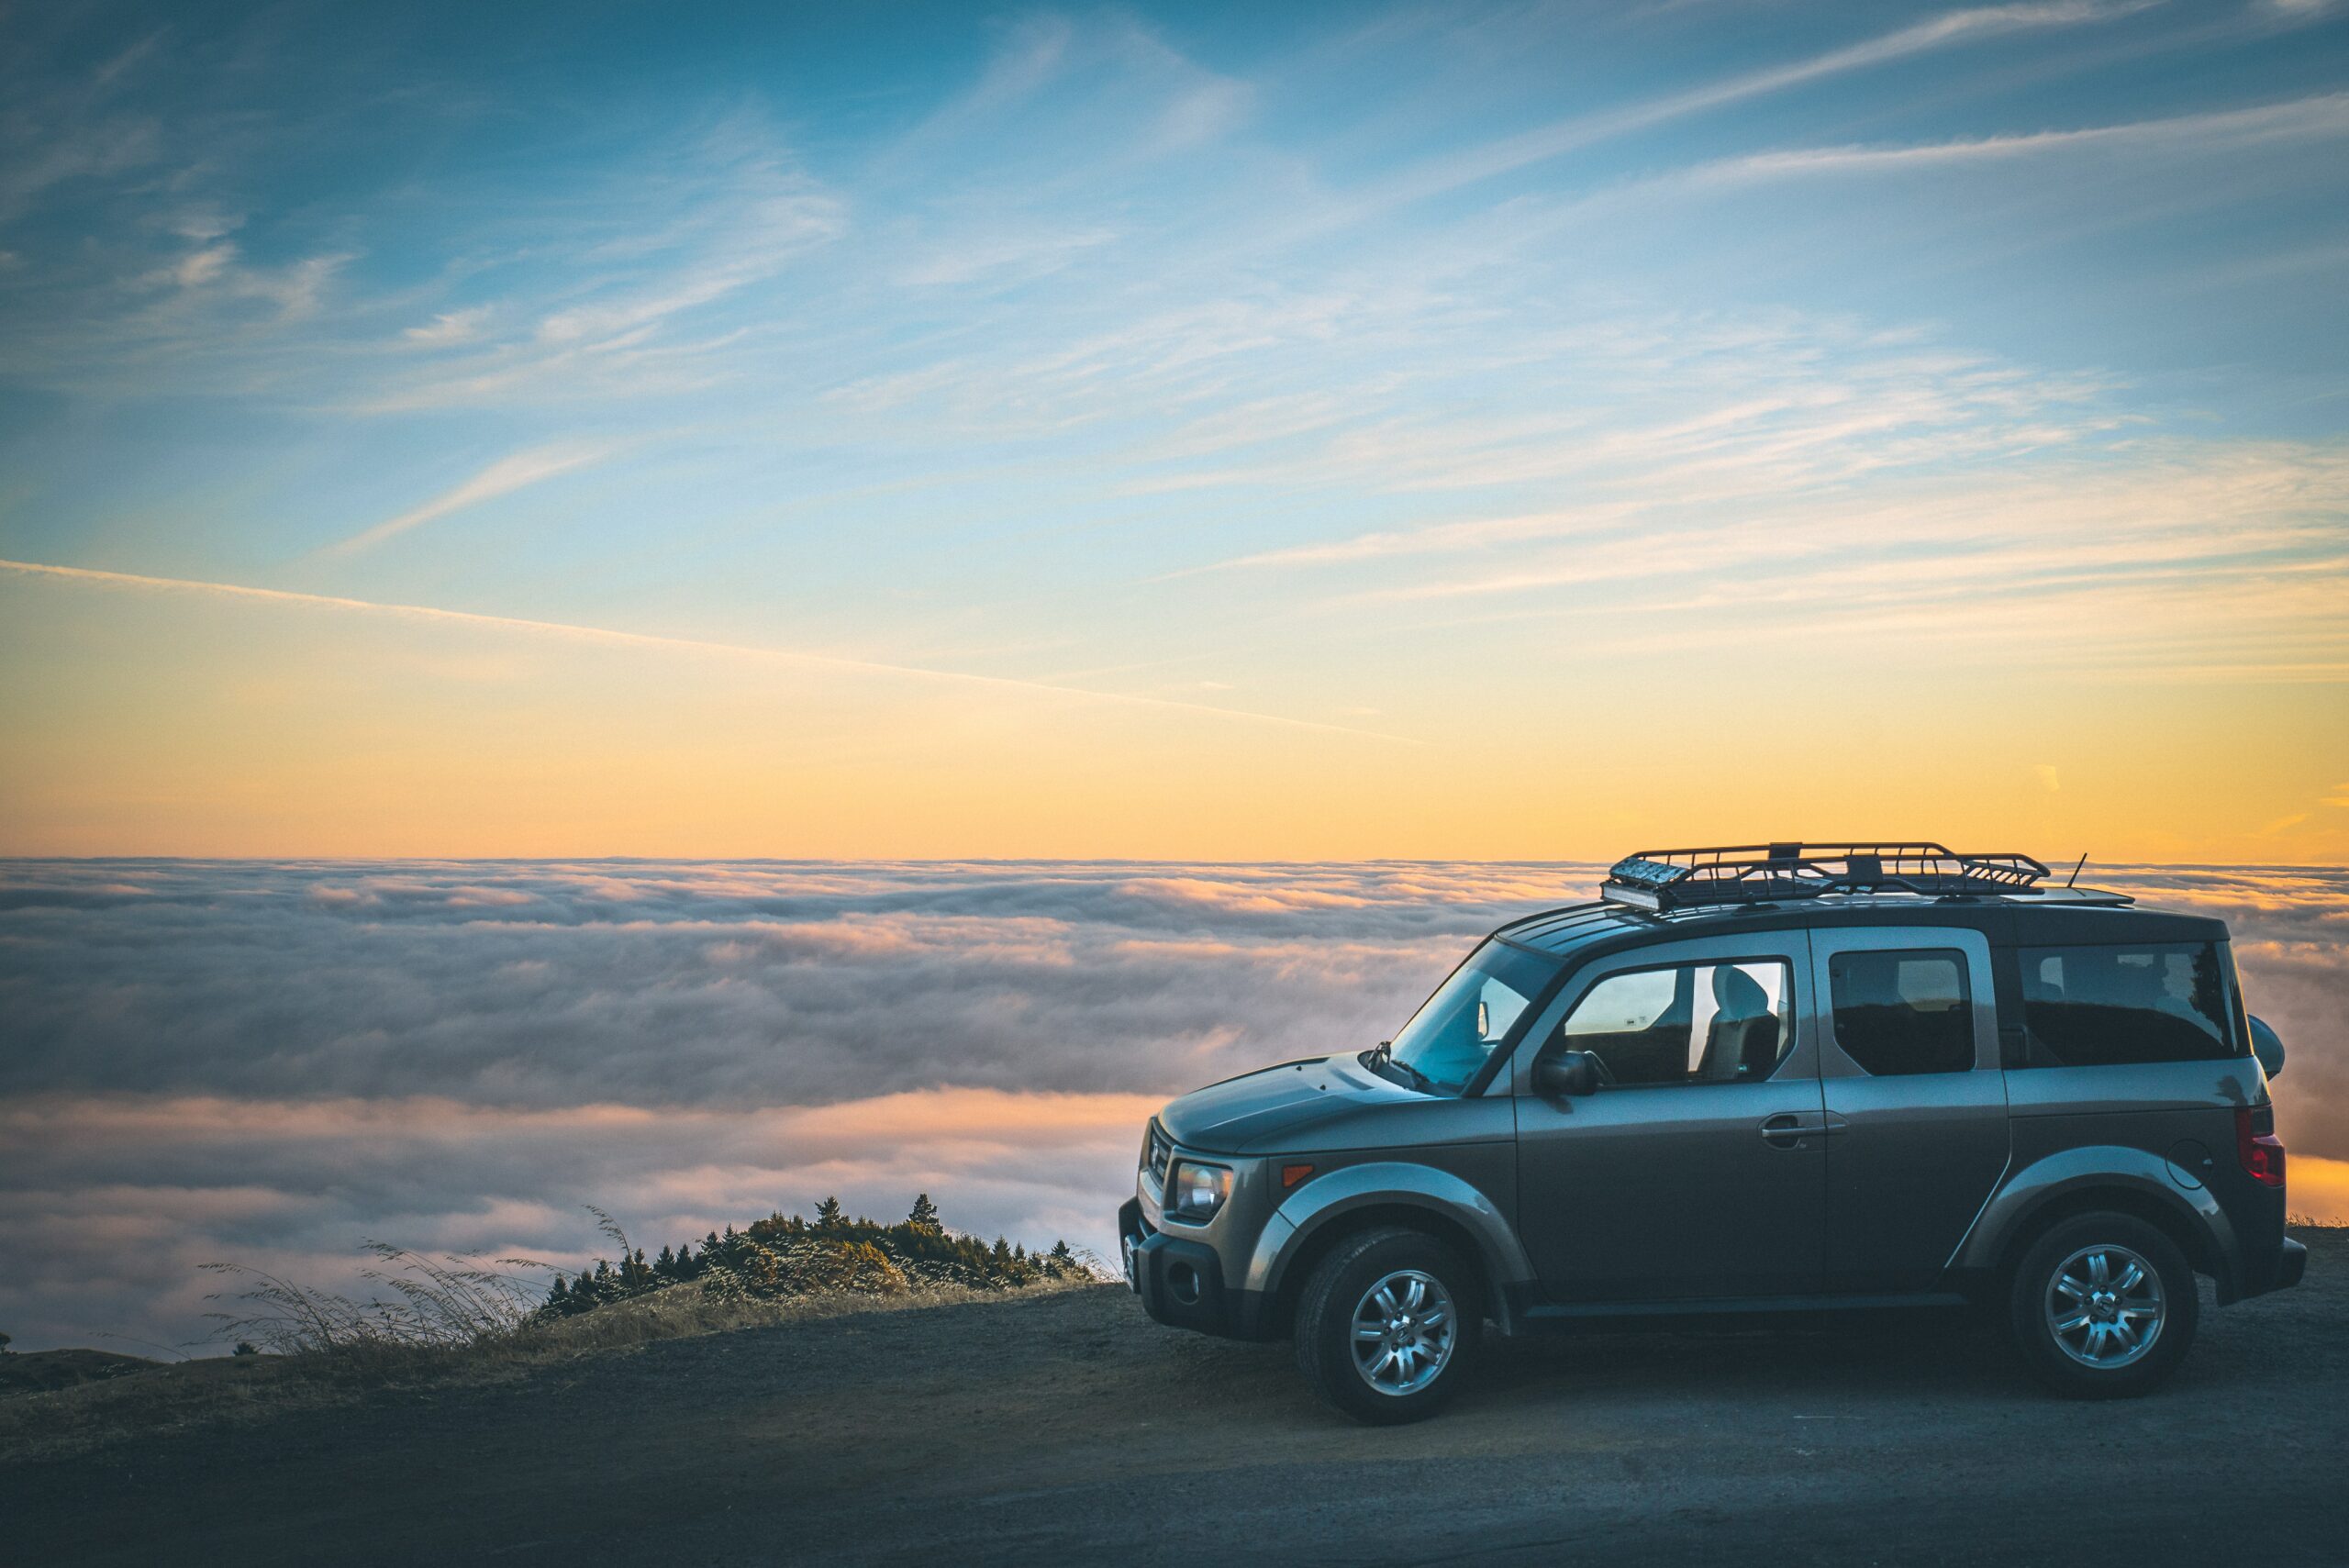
top-left (535, 1196), bottom-right (1098, 1323)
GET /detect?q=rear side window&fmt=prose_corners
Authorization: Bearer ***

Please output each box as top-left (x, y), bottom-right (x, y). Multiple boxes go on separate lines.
top-left (1828, 949), bottom-right (1974, 1075)
top-left (2018, 942), bottom-right (2242, 1067)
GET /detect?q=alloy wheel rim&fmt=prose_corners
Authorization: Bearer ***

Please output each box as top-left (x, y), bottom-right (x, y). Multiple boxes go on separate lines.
top-left (1350, 1268), bottom-right (1458, 1396)
top-left (2044, 1243), bottom-right (2165, 1369)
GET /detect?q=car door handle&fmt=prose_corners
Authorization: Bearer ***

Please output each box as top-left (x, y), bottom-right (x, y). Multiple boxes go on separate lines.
top-left (1759, 1113), bottom-right (1829, 1146)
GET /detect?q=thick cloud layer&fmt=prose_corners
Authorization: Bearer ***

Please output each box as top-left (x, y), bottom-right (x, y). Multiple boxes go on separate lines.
top-left (1, 859), bottom-right (1566, 1107)
top-left (1, 860), bottom-right (2341, 1352)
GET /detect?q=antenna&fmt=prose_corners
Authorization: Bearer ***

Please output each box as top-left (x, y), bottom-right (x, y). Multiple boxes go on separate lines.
top-left (2066, 852), bottom-right (2087, 888)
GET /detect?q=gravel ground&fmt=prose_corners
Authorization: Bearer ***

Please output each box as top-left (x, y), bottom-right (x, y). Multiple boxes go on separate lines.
top-left (5, 1231), bottom-right (2343, 1567)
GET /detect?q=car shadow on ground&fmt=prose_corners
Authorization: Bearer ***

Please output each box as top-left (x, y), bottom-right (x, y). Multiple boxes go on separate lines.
top-left (1493, 1304), bottom-right (2027, 1390)
top-left (1149, 1281), bottom-right (2276, 1432)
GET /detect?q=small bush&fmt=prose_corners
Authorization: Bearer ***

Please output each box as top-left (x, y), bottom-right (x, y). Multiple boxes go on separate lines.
top-left (193, 1195), bottom-right (1108, 1369)
top-left (535, 1197), bottom-right (1102, 1324)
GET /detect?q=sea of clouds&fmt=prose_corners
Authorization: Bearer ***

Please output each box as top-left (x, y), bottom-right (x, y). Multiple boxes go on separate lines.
top-left (2, 860), bottom-right (2342, 1353)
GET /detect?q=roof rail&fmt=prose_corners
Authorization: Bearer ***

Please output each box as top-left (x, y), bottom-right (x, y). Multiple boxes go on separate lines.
top-left (1602, 841), bottom-right (2051, 912)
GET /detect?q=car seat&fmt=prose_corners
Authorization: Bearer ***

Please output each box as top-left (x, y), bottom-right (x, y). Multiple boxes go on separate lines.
top-left (1700, 965), bottom-right (1781, 1080)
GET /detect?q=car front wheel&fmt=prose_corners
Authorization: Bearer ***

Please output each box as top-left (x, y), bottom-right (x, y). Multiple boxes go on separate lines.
top-left (2009, 1211), bottom-right (2198, 1398)
top-left (1294, 1226), bottom-right (1482, 1424)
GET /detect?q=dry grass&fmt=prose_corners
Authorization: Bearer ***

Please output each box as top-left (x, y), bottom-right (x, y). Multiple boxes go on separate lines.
top-left (525, 1268), bottom-right (1098, 1354)
top-left (2, 1203), bottom-right (1112, 1463)
top-left (0, 1272), bottom-right (1100, 1464)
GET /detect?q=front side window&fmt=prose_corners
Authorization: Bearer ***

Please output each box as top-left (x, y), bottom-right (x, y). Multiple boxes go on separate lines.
top-left (1828, 948), bottom-right (1973, 1075)
top-left (2019, 941), bottom-right (2241, 1067)
top-left (1556, 960), bottom-right (1794, 1086)
top-left (1386, 940), bottom-right (1561, 1093)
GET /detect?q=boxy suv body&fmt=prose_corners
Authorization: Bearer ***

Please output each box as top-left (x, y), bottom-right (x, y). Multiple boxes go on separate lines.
top-left (1119, 843), bottom-right (2306, 1423)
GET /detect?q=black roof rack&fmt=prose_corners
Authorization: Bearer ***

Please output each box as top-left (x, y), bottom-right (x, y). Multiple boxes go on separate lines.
top-left (1602, 841), bottom-right (2051, 912)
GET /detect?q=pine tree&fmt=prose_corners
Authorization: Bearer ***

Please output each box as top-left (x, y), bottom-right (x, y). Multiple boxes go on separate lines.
top-left (908, 1193), bottom-right (941, 1230)
top-left (654, 1244), bottom-right (676, 1279)
top-left (815, 1196), bottom-right (844, 1229)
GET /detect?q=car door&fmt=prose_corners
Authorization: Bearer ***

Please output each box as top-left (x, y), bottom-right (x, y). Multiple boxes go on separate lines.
top-left (1809, 925), bottom-right (2009, 1294)
top-left (1511, 934), bottom-right (1826, 1303)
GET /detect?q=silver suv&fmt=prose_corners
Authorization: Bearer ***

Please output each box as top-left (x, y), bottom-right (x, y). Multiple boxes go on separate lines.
top-left (1118, 842), bottom-right (2306, 1424)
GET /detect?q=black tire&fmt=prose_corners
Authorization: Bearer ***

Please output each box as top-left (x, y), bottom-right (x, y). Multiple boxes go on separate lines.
top-left (2008, 1212), bottom-right (2198, 1399)
top-left (1293, 1226), bottom-right (1482, 1425)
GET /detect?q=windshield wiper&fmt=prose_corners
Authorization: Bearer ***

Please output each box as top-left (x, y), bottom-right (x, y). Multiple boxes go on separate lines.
top-left (1393, 1059), bottom-right (1441, 1093)
top-left (1363, 1042), bottom-right (1440, 1095)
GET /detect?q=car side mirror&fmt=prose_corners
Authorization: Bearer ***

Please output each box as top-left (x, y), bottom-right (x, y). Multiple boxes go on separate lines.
top-left (2250, 1015), bottom-right (2285, 1080)
top-left (1534, 1050), bottom-right (1600, 1097)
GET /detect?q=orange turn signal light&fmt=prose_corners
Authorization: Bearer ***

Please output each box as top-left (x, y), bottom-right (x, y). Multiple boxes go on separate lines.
top-left (1281, 1163), bottom-right (1316, 1190)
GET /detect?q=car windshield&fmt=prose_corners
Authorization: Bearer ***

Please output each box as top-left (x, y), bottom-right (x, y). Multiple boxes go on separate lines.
top-left (1383, 940), bottom-right (1561, 1094)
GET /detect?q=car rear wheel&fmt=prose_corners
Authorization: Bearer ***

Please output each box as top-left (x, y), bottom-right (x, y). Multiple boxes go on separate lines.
top-left (2009, 1212), bottom-right (2197, 1398)
top-left (1294, 1226), bottom-right (1481, 1425)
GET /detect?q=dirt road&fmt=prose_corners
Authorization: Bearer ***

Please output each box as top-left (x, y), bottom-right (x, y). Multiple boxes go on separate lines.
top-left (7, 1232), bottom-right (2344, 1566)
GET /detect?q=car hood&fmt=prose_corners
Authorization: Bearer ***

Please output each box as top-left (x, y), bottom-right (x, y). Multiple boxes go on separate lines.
top-left (1157, 1053), bottom-right (1417, 1154)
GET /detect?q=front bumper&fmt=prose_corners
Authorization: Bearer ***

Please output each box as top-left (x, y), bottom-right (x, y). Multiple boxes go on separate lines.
top-left (1119, 1196), bottom-right (1271, 1340)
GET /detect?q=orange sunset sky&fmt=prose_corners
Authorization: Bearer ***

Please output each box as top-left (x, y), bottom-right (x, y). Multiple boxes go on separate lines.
top-left (3, 2), bottom-right (2347, 862)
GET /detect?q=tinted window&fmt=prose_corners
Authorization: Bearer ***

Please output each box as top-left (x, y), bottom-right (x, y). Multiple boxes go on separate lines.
top-left (2019, 942), bottom-right (2240, 1067)
top-left (1559, 961), bottom-right (1794, 1086)
top-left (1828, 949), bottom-right (1973, 1075)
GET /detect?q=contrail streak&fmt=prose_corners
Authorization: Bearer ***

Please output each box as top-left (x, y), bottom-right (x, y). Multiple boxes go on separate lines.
top-left (0, 557), bottom-right (1418, 745)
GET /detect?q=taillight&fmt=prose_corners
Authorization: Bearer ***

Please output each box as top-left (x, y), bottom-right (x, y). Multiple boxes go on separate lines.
top-left (2236, 1106), bottom-right (2285, 1189)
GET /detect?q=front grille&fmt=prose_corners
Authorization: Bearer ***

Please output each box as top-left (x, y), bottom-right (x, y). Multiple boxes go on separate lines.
top-left (1144, 1120), bottom-right (1173, 1186)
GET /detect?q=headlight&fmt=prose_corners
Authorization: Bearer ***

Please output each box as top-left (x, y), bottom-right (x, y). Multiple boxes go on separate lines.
top-left (1164, 1159), bottom-right (1232, 1222)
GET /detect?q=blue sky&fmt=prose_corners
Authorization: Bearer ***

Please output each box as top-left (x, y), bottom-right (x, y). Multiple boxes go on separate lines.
top-left (1, 1), bottom-right (2345, 858)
